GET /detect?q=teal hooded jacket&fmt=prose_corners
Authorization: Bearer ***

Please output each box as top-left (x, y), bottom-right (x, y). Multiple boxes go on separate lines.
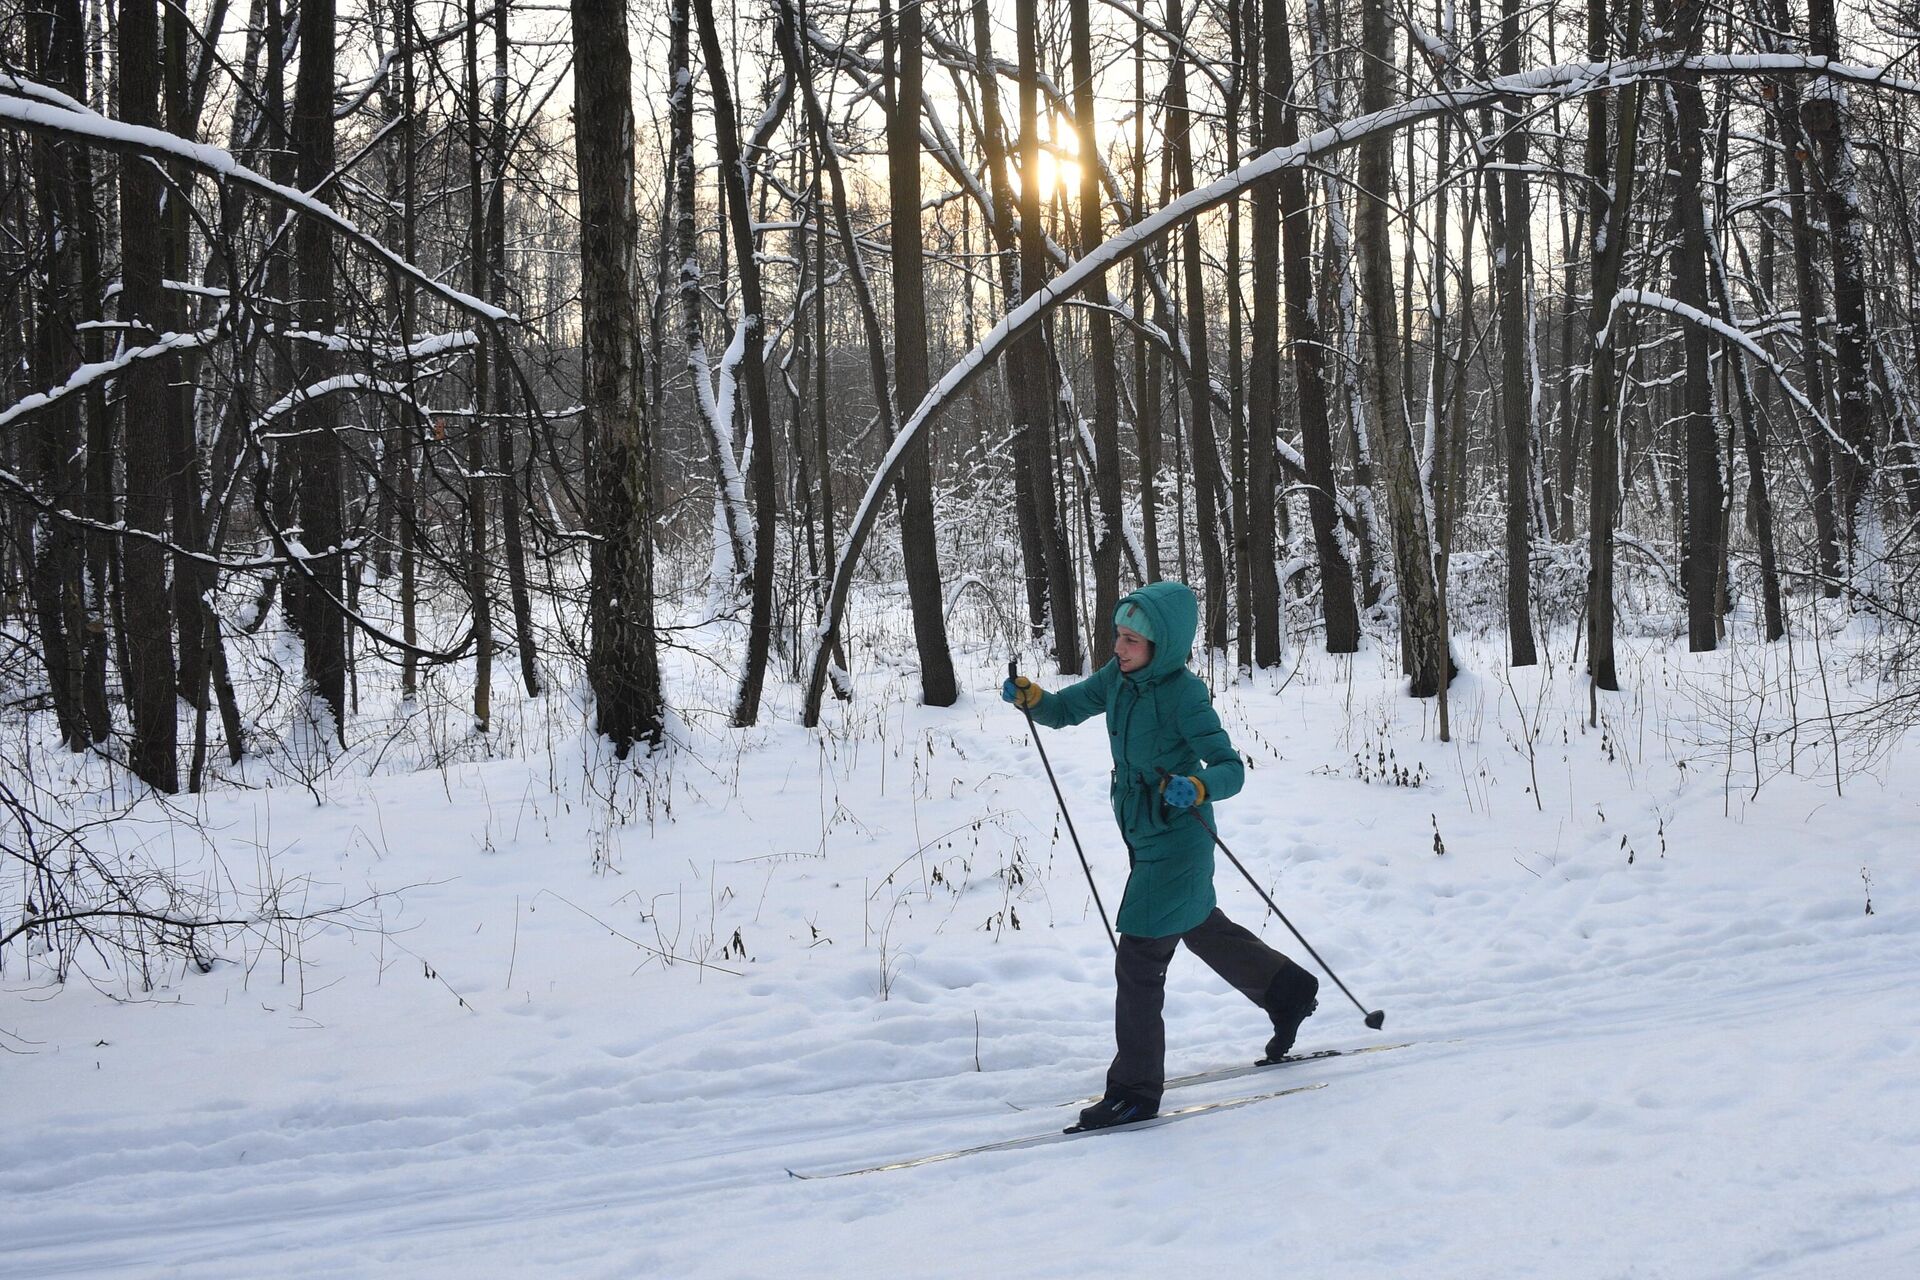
top-left (1027, 581), bottom-right (1244, 937)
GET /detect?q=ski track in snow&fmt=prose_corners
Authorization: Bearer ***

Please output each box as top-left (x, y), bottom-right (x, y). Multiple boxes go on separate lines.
top-left (5, 638), bottom-right (1919, 1277)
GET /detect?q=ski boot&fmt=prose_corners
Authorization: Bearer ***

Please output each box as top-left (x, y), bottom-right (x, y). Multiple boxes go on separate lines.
top-left (1261, 960), bottom-right (1320, 1062)
top-left (1073, 1089), bottom-right (1159, 1131)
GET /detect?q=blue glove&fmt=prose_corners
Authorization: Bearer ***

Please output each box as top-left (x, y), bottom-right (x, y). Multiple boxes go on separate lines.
top-left (1161, 774), bottom-right (1205, 808)
top-left (1002, 676), bottom-right (1042, 709)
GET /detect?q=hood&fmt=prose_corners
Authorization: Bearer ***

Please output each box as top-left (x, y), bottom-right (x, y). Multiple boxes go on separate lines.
top-left (1116, 581), bottom-right (1198, 681)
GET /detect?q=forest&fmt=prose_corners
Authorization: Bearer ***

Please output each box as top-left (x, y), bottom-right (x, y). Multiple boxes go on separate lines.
top-left (6, 5), bottom-right (1920, 1271)
top-left (3, 0), bottom-right (1919, 948)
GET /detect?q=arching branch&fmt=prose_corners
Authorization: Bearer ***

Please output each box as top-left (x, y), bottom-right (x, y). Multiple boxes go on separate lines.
top-left (801, 52), bottom-right (1919, 726)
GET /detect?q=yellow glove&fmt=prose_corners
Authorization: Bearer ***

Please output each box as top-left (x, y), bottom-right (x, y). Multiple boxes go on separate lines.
top-left (1161, 774), bottom-right (1206, 808)
top-left (1001, 675), bottom-right (1043, 709)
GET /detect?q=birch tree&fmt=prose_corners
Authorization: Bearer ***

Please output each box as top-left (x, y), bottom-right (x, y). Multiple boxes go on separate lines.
top-left (689, 0), bottom-right (779, 725)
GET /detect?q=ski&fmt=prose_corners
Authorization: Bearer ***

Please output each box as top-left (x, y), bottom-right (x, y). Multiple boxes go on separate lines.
top-left (786, 1081), bottom-right (1328, 1181)
top-left (1016, 1041), bottom-right (1411, 1112)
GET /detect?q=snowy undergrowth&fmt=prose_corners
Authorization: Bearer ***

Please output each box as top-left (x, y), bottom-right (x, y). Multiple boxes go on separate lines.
top-left (4, 608), bottom-right (1918, 1278)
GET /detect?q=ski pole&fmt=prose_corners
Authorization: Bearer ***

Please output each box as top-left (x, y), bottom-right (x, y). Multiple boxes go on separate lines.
top-left (1158, 768), bottom-right (1385, 1030)
top-left (1011, 660), bottom-right (1117, 952)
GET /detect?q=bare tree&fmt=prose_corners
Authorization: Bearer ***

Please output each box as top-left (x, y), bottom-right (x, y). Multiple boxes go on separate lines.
top-left (689, 0), bottom-right (779, 725)
top-left (574, 0), bottom-right (663, 754)
top-left (1498, 0), bottom-right (1538, 666)
top-left (1274, 0), bottom-right (1358, 653)
top-left (1130, 22), bottom-right (1163, 583)
top-left (967, 0), bottom-right (1051, 643)
top-left (1801, 0), bottom-right (1877, 567)
top-left (670, 0), bottom-right (752, 585)
top-left (1585, 0), bottom-right (1648, 696)
top-left (1016, 0), bottom-right (1082, 670)
top-left (1163, 0), bottom-right (1231, 653)
top-left (489, 0), bottom-right (542, 700)
top-left (9, 0), bottom-right (1920, 785)
top-left (22, 0), bottom-right (95, 751)
top-left (1068, 0), bottom-right (1126, 661)
top-left (463, 0), bottom-right (495, 731)
top-left (1246, 0), bottom-right (1285, 668)
top-left (286, 0), bottom-right (349, 740)
top-left (1358, 0), bottom-right (1449, 695)
top-left (882, 0), bottom-right (958, 706)
top-left (114, 0), bottom-right (179, 789)
top-left (1661, 0), bottom-right (1724, 650)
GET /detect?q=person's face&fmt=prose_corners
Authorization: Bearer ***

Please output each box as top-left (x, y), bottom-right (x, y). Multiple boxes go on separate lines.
top-left (1114, 626), bottom-right (1152, 673)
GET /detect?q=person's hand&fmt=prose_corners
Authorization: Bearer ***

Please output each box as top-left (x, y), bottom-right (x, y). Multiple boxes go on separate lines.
top-left (1001, 675), bottom-right (1043, 709)
top-left (1161, 774), bottom-right (1206, 808)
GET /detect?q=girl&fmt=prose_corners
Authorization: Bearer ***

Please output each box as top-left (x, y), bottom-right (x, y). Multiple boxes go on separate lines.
top-left (1004, 581), bottom-right (1319, 1129)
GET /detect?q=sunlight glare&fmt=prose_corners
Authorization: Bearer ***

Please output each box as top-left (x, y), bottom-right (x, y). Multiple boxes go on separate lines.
top-left (1016, 148), bottom-right (1083, 200)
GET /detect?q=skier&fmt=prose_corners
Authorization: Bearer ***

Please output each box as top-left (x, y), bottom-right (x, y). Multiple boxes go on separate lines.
top-left (1002, 580), bottom-right (1320, 1130)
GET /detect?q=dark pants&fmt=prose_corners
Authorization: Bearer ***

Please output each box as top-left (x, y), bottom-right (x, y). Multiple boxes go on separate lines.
top-left (1107, 908), bottom-right (1293, 1106)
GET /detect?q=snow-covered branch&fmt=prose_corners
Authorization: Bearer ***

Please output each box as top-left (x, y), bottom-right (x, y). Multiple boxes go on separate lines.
top-left (250, 374), bottom-right (433, 436)
top-left (0, 325), bottom-right (221, 434)
top-left (1610, 288), bottom-right (1852, 459)
top-left (804, 48), bottom-right (1917, 723)
top-left (0, 73), bottom-right (513, 324)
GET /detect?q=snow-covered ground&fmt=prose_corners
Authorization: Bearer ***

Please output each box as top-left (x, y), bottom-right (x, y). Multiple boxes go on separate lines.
top-left (5, 626), bottom-right (1917, 1278)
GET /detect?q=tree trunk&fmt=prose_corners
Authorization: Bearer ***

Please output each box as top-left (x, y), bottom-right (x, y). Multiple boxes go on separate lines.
top-left (1069, 0), bottom-right (1126, 664)
top-left (115, 0), bottom-right (179, 789)
top-left (1663, 0), bottom-right (1723, 651)
top-left (1227, 3), bottom-right (1252, 672)
top-left (690, 0), bottom-right (779, 726)
top-left (1164, 0), bottom-right (1231, 654)
top-left (1702, 82), bottom-right (1784, 642)
top-left (671, 0), bottom-right (752, 582)
top-left (489, 0), bottom-right (542, 700)
top-left (159, 0), bottom-right (212, 717)
top-left (1869, 121), bottom-right (1920, 529)
top-left (967, 0), bottom-right (1049, 638)
top-left (1499, 0), bottom-right (1538, 666)
top-left (1425, 25), bottom-right (1457, 745)
top-left (1272, 0), bottom-right (1358, 652)
top-left (573, 0), bottom-right (663, 754)
top-left (1357, 0), bottom-right (1448, 696)
top-left (1132, 23), bottom-right (1162, 582)
top-left (463, 0), bottom-right (494, 732)
top-left (399, 0), bottom-right (421, 699)
top-left (1304, 0), bottom-right (1387, 610)
top-left (806, 119), bottom-right (843, 662)
top-left (1801, 0), bottom-right (1876, 566)
top-left (1246, 0), bottom-right (1284, 668)
top-left (1776, 80), bottom-right (1842, 596)
top-left (881, 0), bottom-right (958, 706)
top-left (286, 0), bottom-right (347, 741)
top-left (1585, 0), bottom-right (1646, 695)
top-left (24, 0), bottom-right (94, 751)
top-left (372, 0), bottom-right (402, 585)
top-left (1016, 0), bottom-right (1083, 670)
